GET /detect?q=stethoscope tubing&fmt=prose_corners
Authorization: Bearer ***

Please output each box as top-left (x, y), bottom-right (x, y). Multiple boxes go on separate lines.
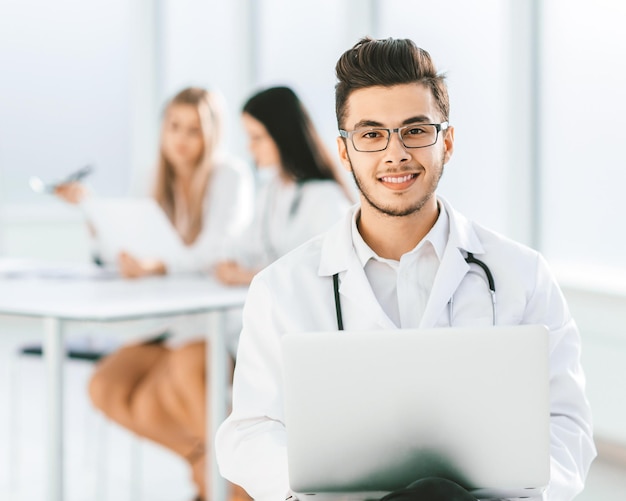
top-left (332, 252), bottom-right (496, 330)
top-left (448, 252), bottom-right (496, 326)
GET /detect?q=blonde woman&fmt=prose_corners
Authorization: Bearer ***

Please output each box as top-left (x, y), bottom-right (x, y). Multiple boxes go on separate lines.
top-left (58, 87), bottom-right (253, 500)
top-left (58, 87), bottom-right (253, 275)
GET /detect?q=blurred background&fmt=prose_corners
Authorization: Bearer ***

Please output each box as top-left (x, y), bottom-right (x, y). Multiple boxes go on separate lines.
top-left (0, 0), bottom-right (625, 499)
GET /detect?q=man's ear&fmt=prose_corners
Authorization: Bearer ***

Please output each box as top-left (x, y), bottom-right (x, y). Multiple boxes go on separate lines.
top-left (337, 137), bottom-right (352, 172)
top-left (442, 126), bottom-right (455, 164)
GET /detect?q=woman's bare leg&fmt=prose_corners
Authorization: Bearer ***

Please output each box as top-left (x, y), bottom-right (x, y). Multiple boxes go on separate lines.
top-left (89, 342), bottom-right (204, 493)
top-left (152, 341), bottom-right (250, 500)
top-left (89, 339), bottom-right (249, 500)
top-left (160, 340), bottom-right (207, 438)
top-left (88, 342), bottom-right (170, 436)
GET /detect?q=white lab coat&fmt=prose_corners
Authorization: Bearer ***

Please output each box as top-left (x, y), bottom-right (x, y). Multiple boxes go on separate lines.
top-left (232, 172), bottom-right (353, 270)
top-left (215, 198), bottom-right (596, 501)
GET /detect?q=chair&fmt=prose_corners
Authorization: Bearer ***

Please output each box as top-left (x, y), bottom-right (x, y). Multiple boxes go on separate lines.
top-left (9, 337), bottom-right (143, 501)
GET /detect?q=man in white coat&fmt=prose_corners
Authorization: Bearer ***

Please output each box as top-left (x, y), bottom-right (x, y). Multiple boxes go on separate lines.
top-left (216, 37), bottom-right (596, 501)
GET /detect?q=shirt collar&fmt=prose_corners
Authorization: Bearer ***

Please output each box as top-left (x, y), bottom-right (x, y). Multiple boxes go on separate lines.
top-left (351, 201), bottom-right (450, 267)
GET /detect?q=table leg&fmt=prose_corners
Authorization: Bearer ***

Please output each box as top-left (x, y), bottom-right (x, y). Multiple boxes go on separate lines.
top-left (43, 316), bottom-right (64, 501)
top-left (208, 310), bottom-right (228, 501)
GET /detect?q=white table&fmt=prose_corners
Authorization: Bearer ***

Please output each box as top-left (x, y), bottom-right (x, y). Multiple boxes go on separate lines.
top-left (0, 273), bottom-right (248, 501)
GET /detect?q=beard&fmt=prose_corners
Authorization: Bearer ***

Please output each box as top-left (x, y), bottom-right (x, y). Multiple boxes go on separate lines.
top-left (347, 151), bottom-right (445, 218)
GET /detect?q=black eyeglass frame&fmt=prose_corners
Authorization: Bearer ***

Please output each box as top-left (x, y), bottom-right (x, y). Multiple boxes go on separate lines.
top-left (339, 121), bottom-right (449, 152)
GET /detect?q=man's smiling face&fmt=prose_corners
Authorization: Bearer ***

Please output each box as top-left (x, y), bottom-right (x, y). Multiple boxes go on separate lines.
top-left (337, 83), bottom-right (454, 218)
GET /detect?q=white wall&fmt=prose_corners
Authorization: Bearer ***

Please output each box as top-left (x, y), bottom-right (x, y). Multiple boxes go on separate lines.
top-left (541, 0), bottom-right (626, 271)
top-left (0, 0), bottom-right (158, 260)
top-left (377, 0), bottom-right (514, 239)
top-left (0, 0), bottom-right (134, 206)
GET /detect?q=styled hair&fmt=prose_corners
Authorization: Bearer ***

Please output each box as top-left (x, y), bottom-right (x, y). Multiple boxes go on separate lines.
top-left (153, 87), bottom-right (224, 245)
top-left (243, 86), bottom-right (351, 197)
top-left (335, 37), bottom-right (449, 128)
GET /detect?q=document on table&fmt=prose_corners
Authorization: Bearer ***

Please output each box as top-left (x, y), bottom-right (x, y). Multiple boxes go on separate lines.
top-left (0, 258), bottom-right (118, 280)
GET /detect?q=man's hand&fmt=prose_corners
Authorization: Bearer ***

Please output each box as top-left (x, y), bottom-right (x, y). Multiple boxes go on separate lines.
top-left (118, 251), bottom-right (166, 279)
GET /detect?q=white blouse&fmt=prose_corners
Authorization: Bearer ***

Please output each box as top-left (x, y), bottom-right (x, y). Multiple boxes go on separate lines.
top-left (163, 156), bottom-right (255, 273)
top-left (234, 171), bottom-right (352, 270)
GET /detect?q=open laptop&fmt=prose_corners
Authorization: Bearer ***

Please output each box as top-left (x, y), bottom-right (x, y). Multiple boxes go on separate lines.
top-left (282, 325), bottom-right (550, 500)
top-left (81, 197), bottom-right (187, 265)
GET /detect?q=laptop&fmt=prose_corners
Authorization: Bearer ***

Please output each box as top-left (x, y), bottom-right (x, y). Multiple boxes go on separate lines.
top-left (81, 197), bottom-right (187, 265)
top-left (281, 325), bottom-right (550, 500)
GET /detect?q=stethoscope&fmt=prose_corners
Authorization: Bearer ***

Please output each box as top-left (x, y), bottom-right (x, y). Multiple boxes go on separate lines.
top-left (332, 252), bottom-right (496, 330)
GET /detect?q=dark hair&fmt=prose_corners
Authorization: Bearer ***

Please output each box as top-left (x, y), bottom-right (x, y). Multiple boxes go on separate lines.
top-left (243, 86), bottom-right (347, 191)
top-left (335, 37), bottom-right (449, 128)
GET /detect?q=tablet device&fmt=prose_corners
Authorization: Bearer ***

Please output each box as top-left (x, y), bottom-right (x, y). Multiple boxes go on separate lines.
top-left (81, 197), bottom-right (187, 265)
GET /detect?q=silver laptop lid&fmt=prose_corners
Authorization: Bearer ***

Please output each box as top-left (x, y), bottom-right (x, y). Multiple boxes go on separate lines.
top-left (282, 325), bottom-right (550, 500)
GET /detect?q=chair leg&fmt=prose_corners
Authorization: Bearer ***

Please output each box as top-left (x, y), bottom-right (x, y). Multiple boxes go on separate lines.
top-left (91, 412), bottom-right (144, 501)
top-left (93, 409), bottom-right (109, 501)
top-left (8, 350), bottom-right (145, 501)
top-left (8, 353), bottom-right (20, 494)
top-left (129, 434), bottom-right (142, 501)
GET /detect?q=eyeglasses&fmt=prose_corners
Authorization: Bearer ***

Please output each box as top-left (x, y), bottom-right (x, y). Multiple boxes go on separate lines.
top-left (339, 122), bottom-right (449, 152)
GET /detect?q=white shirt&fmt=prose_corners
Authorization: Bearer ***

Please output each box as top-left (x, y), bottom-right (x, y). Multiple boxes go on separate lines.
top-left (352, 204), bottom-right (449, 327)
top-left (162, 155), bottom-right (255, 273)
top-left (215, 198), bottom-right (596, 501)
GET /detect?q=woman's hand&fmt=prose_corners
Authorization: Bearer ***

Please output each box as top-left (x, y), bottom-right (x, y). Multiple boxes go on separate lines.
top-left (54, 182), bottom-right (87, 204)
top-left (214, 260), bottom-right (257, 286)
top-left (118, 251), bottom-right (167, 279)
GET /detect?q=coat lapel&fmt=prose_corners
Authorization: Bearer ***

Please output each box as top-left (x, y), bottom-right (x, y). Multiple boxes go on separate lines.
top-left (337, 254), bottom-right (397, 329)
top-left (318, 207), bottom-right (396, 330)
top-left (420, 197), bottom-right (485, 328)
top-left (419, 246), bottom-right (469, 328)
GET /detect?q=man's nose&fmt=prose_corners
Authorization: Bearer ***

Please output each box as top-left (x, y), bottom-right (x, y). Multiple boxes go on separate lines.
top-left (384, 130), bottom-right (411, 162)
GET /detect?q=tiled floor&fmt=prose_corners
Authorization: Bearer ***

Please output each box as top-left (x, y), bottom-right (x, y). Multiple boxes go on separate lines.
top-left (0, 314), bottom-right (624, 500)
